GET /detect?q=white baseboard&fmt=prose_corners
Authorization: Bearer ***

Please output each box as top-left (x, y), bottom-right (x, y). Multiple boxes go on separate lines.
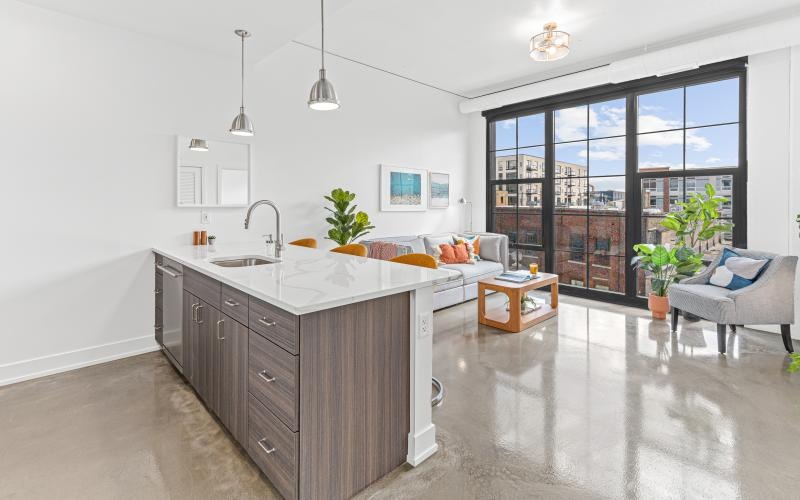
top-left (0, 335), bottom-right (160, 387)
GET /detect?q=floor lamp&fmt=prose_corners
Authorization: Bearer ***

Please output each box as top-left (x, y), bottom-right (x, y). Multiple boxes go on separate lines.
top-left (459, 197), bottom-right (473, 232)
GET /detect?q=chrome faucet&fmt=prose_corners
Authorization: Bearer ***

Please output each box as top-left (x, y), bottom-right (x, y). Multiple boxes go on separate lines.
top-left (244, 200), bottom-right (284, 258)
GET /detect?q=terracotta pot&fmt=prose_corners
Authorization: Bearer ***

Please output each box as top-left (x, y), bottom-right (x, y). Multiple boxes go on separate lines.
top-left (648, 293), bottom-right (670, 320)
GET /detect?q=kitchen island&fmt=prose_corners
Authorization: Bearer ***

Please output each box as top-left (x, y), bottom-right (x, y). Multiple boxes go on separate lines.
top-left (152, 242), bottom-right (453, 499)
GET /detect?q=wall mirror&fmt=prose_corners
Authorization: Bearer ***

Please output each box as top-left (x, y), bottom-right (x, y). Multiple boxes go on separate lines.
top-left (176, 135), bottom-right (251, 207)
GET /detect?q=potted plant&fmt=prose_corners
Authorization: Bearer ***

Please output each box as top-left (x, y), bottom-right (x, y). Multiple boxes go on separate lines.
top-left (324, 188), bottom-right (375, 246)
top-left (789, 354), bottom-right (800, 373)
top-left (660, 183), bottom-right (733, 273)
top-left (632, 244), bottom-right (702, 320)
top-left (505, 294), bottom-right (540, 314)
top-left (207, 235), bottom-right (216, 246)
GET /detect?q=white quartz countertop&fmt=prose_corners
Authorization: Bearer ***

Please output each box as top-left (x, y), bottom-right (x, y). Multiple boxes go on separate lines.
top-left (153, 242), bottom-right (458, 315)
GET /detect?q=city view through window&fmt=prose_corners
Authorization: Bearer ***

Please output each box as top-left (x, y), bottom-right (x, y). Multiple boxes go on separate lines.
top-left (488, 72), bottom-right (743, 299)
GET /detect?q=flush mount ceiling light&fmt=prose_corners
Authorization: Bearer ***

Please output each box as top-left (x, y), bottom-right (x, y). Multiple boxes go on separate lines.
top-left (230, 29), bottom-right (254, 136)
top-left (530, 22), bottom-right (570, 62)
top-left (308, 0), bottom-right (340, 110)
top-left (189, 138), bottom-right (209, 151)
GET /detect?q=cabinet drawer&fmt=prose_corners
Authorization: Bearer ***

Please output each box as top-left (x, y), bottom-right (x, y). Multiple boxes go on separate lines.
top-left (184, 267), bottom-right (220, 309)
top-left (248, 395), bottom-right (298, 500)
top-left (221, 283), bottom-right (249, 326)
top-left (249, 330), bottom-right (298, 431)
top-left (249, 297), bottom-right (299, 354)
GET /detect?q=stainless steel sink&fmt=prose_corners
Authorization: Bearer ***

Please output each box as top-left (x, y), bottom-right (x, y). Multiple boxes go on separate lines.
top-left (210, 256), bottom-right (278, 268)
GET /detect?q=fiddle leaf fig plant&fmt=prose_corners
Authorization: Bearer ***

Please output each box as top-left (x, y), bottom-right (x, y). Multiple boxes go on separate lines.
top-left (631, 244), bottom-right (703, 297)
top-left (660, 183), bottom-right (733, 248)
top-left (324, 188), bottom-right (375, 246)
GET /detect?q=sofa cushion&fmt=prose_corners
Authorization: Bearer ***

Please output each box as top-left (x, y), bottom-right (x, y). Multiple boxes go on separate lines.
top-left (440, 260), bottom-right (504, 285)
top-left (477, 234), bottom-right (502, 263)
top-left (668, 283), bottom-right (735, 323)
top-left (423, 234), bottom-right (456, 256)
top-left (434, 275), bottom-right (464, 292)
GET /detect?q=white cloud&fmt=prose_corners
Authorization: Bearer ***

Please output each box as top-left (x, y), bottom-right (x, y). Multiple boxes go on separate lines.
top-left (554, 106), bottom-right (587, 141)
top-left (705, 157), bottom-right (721, 164)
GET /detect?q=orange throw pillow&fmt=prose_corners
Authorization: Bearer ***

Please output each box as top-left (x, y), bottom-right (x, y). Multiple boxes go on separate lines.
top-left (440, 243), bottom-right (469, 264)
top-left (438, 243), bottom-right (456, 264)
top-left (452, 243), bottom-right (469, 263)
top-left (472, 236), bottom-right (480, 255)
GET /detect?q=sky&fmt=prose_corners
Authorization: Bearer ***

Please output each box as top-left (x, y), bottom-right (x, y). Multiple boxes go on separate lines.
top-left (492, 77), bottom-right (740, 174)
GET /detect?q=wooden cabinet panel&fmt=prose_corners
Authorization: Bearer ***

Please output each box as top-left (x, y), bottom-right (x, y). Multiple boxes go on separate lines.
top-left (184, 267), bottom-right (221, 309)
top-left (214, 313), bottom-right (248, 444)
top-left (249, 330), bottom-right (299, 431)
top-left (221, 283), bottom-right (249, 326)
top-left (299, 293), bottom-right (410, 500)
top-left (248, 395), bottom-right (298, 500)
top-left (249, 297), bottom-right (299, 354)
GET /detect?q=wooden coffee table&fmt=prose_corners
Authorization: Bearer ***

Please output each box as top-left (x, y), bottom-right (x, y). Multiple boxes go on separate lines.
top-left (478, 272), bottom-right (559, 333)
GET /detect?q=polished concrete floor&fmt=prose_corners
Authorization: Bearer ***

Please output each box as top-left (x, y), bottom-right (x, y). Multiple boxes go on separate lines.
top-left (2, 293), bottom-right (799, 499)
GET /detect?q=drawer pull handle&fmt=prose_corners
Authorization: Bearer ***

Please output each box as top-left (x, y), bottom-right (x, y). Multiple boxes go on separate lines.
top-left (196, 305), bottom-right (205, 324)
top-left (216, 319), bottom-right (225, 341)
top-left (257, 438), bottom-right (275, 454)
top-left (258, 317), bottom-right (276, 327)
top-left (191, 303), bottom-right (199, 322)
top-left (154, 325), bottom-right (163, 330)
top-left (258, 370), bottom-right (276, 383)
top-left (224, 298), bottom-right (239, 307)
top-left (154, 289), bottom-right (162, 295)
top-left (155, 264), bottom-right (183, 278)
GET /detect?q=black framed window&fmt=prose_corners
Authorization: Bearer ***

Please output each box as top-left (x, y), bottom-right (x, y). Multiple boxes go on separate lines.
top-left (484, 59), bottom-right (747, 306)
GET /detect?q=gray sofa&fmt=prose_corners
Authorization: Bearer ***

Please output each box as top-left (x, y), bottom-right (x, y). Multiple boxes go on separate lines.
top-left (361, 232), bottom-right (509, 310)
top-left (668, 247), bottom-right (798, 354)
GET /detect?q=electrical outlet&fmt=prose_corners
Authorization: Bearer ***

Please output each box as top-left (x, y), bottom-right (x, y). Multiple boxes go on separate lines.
top-left (200, 210), bottom-right (210, 224)
top-left (417, 312), bottom-right (433, 338)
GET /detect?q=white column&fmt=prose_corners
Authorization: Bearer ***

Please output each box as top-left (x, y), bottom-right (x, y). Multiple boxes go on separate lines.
top-left (406, 285), bottom-right (437, 466)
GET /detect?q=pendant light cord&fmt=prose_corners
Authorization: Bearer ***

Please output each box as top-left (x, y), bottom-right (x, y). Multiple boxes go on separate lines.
top-left (320, 0), bottom-right (325, 71)
top-left (240, 33), bottom-right (245, 109)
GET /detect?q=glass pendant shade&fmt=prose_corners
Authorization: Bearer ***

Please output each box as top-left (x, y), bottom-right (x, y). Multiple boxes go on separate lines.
top-left (530, 22), bottom-right (570, 62)
top-left (308, 69), bottom-right (340, 110)
top-left (229, 107), bottom-right (254, 136)
top-left (189, 138), bottom-right (209, 151)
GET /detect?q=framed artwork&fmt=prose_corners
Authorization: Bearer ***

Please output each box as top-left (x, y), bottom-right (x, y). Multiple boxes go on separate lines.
top-left (380, 164), bottom-right (428, 211)
top-left (429, 171), bottom-right (450, 208)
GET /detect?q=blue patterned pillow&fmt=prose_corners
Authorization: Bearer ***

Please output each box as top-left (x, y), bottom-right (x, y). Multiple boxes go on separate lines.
top-left (708, 248), bottom-right (769, 290)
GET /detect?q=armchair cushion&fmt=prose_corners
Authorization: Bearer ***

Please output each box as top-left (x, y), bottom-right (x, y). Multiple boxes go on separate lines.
top-left (709, 248), bottom-right (770, 290)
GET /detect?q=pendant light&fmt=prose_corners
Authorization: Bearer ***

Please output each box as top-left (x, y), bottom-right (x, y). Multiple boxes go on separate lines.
top-left (188, 138), bottom-right (209, 151)
top-left (308, 0), bottom-right (340, 110)
top-left (230, 29), bottom-right (254, 136)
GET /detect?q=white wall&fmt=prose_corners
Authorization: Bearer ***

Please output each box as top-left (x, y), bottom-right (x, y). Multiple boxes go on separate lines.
top-left (246, 43), bottom-right (469, 243)
top-left (747, 48), bottom-right (800, 338)
top-left (0, 1), bottom-right (469, 385)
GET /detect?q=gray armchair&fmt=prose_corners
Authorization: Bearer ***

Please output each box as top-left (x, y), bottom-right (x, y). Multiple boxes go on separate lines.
top-left (668, 247), bottom-right (797, 354)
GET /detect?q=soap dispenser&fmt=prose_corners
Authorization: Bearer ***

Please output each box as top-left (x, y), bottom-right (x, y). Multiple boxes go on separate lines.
top-left (263, 234), bottom-right (276, 258)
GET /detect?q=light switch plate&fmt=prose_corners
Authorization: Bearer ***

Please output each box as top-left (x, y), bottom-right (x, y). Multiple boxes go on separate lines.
top-left (417, 312), bottom-right (433, 338)
top-left (200, 210), bottom-right (210, 224)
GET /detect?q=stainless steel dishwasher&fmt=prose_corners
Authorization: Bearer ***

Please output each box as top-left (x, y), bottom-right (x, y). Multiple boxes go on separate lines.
top-left (155, 257), bottom-right (184, 372)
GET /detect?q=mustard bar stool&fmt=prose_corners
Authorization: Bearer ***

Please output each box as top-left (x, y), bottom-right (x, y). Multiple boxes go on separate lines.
top-left (389, 253), bottom-right (437, 269)
top-left (388, 253), bottom-right (444, 407)
top-left (330, 243), bottom-right (368, 257)
top-left (289, 237), bottom-right (318, 249)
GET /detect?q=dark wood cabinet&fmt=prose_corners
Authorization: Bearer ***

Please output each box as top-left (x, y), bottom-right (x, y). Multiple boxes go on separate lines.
top-left (156, 252), bottom-right (410, 500)
top-left (183, 289), bottom-right (248, 445)
top-left (213, 312), bottom-right (248, 444)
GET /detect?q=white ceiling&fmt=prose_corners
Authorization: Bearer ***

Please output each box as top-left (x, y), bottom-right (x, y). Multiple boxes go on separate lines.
top-left (17, 0), bottom-right (351, 61)
top-left (20, 0), bottom-right (800, 98)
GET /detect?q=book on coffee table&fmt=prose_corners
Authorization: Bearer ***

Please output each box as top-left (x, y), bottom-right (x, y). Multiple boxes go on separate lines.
top-left (495, 272), bottom-right (535, 283)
